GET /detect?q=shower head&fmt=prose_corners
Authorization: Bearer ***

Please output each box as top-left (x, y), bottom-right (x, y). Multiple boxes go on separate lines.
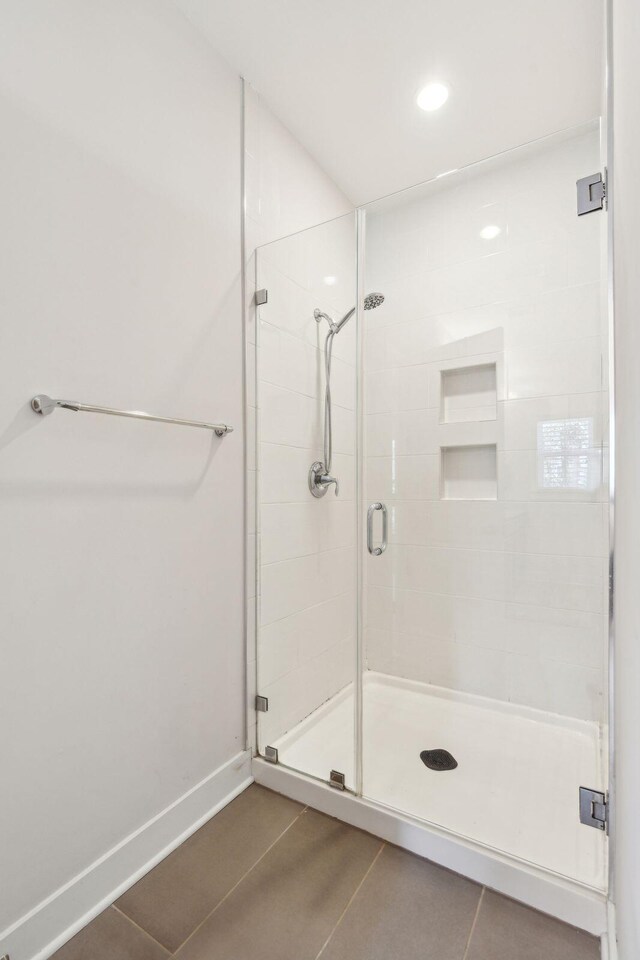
top-left (364, 292), bottom-right (385, 310)
top-left (331, 291), bottom-right (385, 334)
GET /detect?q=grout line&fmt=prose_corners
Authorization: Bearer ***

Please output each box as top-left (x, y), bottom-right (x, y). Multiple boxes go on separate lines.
top-left (172, 804), bottom-right (308, 956)
top-left (260, 587), bottom-right (355, 630)
top-left (313, 841), bottom-right (386, 960)
top-left (258, 438), bottom-right (358, 455)
top-left (365, 335), bottom-right (604, 365)
top-left (259, 375), bottom-right (356, 411)
top-left (259, 317), bottom-right (357, 368)
top-left (462, 887), bottom-right (485, 960)
top-left (364, 581), bottom-right (606, 617)
top-left (260, 539), bottom-right (608, 570)
top-left (110, 904), bottom-right (172, 956)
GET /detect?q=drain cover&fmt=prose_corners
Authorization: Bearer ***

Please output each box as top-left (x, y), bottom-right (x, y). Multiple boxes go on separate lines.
top-left (420, 749), bottom-right (458, 771)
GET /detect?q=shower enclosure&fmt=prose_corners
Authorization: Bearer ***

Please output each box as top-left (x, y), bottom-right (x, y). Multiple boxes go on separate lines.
top-left (253, 122), bottom-right (609, 901)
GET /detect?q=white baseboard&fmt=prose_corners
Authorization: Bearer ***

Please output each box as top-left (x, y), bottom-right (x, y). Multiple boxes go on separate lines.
top-left (254, 757), bottom-right (607, 937)
top-left (2, 750), bottom-right (252, 960)
top-left (601, 901), bottom-right (618, 960)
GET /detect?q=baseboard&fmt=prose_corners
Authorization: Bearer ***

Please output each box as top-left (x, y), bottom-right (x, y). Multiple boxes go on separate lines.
top-left (1, 750), bottom-right (252, 960)
top-left (601, 901), bottom-right (618, 960)
top-left (254, 758), bottom-right (607, 937)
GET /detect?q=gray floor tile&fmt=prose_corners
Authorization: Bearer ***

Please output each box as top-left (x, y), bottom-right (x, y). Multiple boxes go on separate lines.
top-left (466, 890), bottom-right (601, 960)
top-left (116, 784), bottom-right (304, 952)
top-left (174, 808), bottom-right (383, 960)
top-left (50, 906), bottom-right (169, 960)
top-left (321, 843), bottom-right (482, 960)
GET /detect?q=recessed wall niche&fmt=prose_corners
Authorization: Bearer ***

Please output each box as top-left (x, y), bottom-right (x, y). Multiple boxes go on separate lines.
top-left (440, 363), bottom-right (497, 423)
top-left (441, 444), bottom-right (497, 500)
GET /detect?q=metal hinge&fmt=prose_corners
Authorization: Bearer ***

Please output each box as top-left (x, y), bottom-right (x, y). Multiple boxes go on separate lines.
top-left (255, 288), bottom-right (268, 305)
top-left (579, 786), bottom-right (608, 830)
top-left (329, 770), bottom-right (346, 790)
top-left (577, 172), bottom-right (606, 216)
top-left (255, 695), bottom-right (269, 713)
top-left (264, 745), bottom-right (278, 764)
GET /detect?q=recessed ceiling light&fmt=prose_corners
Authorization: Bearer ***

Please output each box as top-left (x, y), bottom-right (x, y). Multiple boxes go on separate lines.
top-left (323, 275), bottom-right (337, 286)
top-left (416, 82), bottom-right (449, 112)
top-left (480, 224), bottom-right (502, 240)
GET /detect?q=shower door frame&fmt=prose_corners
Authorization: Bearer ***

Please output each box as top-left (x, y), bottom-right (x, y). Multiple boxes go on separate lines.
top-left (253, 136), bottom-right (613, 924)
top-left (353, 122), bottom-right (612, 890)
top-left (250, 3), bottom-right (615, 927)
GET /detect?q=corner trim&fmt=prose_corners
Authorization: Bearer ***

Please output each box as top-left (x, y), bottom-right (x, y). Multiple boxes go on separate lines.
top-left (1, 751), bottom-right (252, 960)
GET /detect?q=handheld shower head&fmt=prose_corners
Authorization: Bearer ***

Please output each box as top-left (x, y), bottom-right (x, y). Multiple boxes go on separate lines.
top-left (364, 292), bottom-right (385, 310)
top-left (331, 291), bottom-right (385, 333)
top-left (310, 290), bottom-right (386, 489)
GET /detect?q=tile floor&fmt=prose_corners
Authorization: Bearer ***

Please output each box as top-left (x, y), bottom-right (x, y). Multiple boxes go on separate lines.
top-left (51, 784), bottom-right (600, 960)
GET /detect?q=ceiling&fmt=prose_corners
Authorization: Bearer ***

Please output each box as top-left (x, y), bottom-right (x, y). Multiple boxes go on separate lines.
top-left (172, 0), bottom-right (603, 205)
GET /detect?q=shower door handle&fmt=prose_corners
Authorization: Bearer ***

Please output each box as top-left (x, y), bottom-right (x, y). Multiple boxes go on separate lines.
top-left (367, 502), bottom-right (387, 556)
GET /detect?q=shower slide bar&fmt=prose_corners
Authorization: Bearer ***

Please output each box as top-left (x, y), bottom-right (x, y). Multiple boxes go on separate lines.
top-left (30, 394), bottom-right (233, 436)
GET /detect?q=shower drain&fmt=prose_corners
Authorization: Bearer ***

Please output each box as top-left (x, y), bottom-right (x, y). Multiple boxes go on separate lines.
top-left (420, 749), bottom-right (458, 771)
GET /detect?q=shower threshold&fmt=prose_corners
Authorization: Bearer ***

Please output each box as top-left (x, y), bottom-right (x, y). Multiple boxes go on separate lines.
top-left (267, 672), bottom-right (605, 892)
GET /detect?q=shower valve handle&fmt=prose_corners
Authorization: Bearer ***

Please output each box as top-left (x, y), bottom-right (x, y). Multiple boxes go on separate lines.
top-left (308, 461), bottom-right (339, 498)
top-left (320, 472), bottom-right (339, 496)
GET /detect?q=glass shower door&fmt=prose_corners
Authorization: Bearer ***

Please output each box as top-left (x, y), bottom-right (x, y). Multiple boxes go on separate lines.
top-left (254, 212), bottom-right (359, 790)
top-left (359, 123), bottom-right (609, 889)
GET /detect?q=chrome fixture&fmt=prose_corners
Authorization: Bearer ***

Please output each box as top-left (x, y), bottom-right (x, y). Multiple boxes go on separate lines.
top-left (367, 501), bottom-right (388, 556)
top-left (329, 770), bottom-right (346, 790)
top-left (31, 394), bottom-right (233, 436)
top-left (576, 172), bottom-right (606, 216)
top-left (309, 460), bottom-right (339, 498)
top-left (579, 786), bottom-right (608, 831)
top-left (309, 292), bottom-right (384, 498)
top-left (264, 745), bottom-right (278, 764)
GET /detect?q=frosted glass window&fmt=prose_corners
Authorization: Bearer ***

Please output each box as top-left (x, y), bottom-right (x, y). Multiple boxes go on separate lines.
top-left (537, 418), bottom-right (600, 490)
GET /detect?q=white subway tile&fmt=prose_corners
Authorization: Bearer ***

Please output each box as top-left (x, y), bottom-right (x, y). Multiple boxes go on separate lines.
top-left (260, 546), bottom-right (354, 626)
top-left (261, 499), bottom-right (355, 564)
top-left (507, 653), bottom-right (602, 721)
top-left (506, 336), bottom-right (604, 401)
top-left (366, 408), bottom-right (440, 457)
top-left (366, 365), bottom-right (432, 414)
top-left (259, 381), bottom-right (322, 449)
top-left (366, 454), bottom-right (440, 501)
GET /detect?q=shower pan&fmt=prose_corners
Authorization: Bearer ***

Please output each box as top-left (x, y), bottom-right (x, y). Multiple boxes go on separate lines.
top-left (252, 121), bottom-right (610, 932)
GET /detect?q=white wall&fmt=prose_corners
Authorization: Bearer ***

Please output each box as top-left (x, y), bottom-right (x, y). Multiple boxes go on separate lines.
top-left (0, 2), bottom-right (245, 956)
top-left (243, 84), bottom-right (353, 751)
top-left (364, 126), bottom-right (608, 722)
top-left (612, 0), bottom-right (640, 954)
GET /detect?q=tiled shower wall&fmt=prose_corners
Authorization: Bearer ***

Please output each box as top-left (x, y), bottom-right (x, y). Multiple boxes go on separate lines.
top-left (364, 125), bottom-right (608, 722)
top-left (243, 83), bottom-right (353, 750)
top-left (255, 217), bottom-right (358, 747)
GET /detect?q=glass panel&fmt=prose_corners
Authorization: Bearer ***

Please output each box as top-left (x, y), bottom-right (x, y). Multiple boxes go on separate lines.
top-left (360, 123), bottom-right (608, 888)
top-left (255, 212), bottom-right (358, 789)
